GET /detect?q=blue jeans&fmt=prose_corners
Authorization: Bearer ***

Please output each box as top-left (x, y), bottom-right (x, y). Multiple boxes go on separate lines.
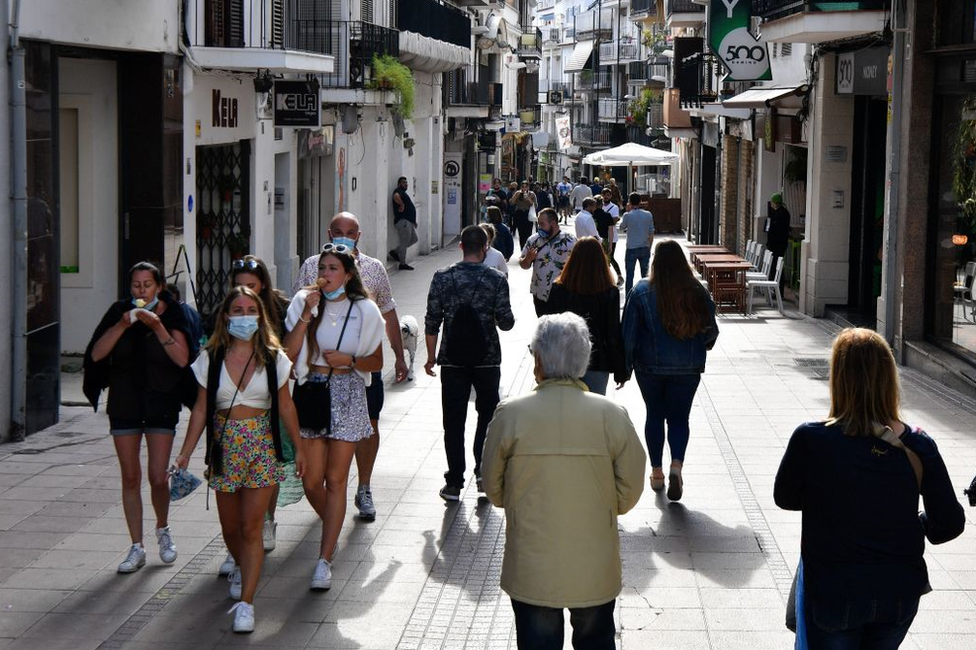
top-left (805, 597), bottom-right (918, 650)
top-left (635, 372), bottom-right (701, 467)
top-left (581, 370), bottom-right (610, 395)
top-left (625, 246), bottom-right (650, 294)
top-left (511, 599), bottom-right (615, 650)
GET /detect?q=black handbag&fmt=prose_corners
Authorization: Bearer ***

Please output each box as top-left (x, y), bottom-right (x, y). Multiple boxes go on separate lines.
top-left (292, 300), bottom-right (353, 432)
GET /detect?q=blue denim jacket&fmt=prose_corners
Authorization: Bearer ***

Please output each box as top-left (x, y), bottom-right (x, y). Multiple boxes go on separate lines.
top-left (621, 280), bottom-right (718, 375)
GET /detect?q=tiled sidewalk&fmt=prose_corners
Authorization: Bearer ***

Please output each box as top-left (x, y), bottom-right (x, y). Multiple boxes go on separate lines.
top-left (1, 239), bottom-right (975, 650)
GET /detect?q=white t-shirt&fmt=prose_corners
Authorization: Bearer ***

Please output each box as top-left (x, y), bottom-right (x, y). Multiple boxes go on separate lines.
top-left (192, 350), bottom-right (292, 411)
top-left (291, 299), bottom-right (364, 364)
top-left (483, 247), bottom-right (509, 276)
top-left (605, 203), bottom-right (620, 243)
top-left (574, 210), bottom-right (600, 240)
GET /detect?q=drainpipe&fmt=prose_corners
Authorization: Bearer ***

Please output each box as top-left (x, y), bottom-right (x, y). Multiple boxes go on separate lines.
top-left (8, 0), bottom-right (27, 440)
top-left (881, 0), bottom-right (904, 351)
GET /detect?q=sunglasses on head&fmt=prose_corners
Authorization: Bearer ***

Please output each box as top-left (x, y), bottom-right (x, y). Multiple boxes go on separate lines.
top-left (321, 243), bottom-right (351, 255)
top-left (232, 259), bottom-right (260, 271)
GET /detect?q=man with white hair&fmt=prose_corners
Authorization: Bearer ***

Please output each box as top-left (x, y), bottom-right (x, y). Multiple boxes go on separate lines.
top-left (482, 313), bottom-right (646, 650)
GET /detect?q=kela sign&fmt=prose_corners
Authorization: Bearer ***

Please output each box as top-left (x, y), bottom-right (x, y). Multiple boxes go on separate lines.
top-left (212, 89), bottom-right (239, 128)
top-left (273, 81), bottom-right (320, 128)
top-left (708, 0), bottom-right (771, 82)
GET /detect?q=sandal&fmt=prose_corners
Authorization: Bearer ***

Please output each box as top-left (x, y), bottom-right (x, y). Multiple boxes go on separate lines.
top-left (667, 470), bottom-right (683, 502)
top-left (650, 474), bottom-right (665, 491)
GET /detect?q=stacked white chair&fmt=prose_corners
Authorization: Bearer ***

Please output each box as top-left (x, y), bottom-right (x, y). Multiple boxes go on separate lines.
top-left (747, 256), bottom-right (785, 315)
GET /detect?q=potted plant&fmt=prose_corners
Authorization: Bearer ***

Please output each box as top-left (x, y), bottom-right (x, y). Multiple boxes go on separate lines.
top-left (627, 88), bottom-right (660, 129)
top-left (228, 229), bottom-right (250, 260)
top-left (368, 54), bottom-right (415, 120)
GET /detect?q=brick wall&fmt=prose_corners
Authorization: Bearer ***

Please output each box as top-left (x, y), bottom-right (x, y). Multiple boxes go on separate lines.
top-left (719, 136), bottom-right (739, 250)
top-left (736, 138), bottom-right (755, 256)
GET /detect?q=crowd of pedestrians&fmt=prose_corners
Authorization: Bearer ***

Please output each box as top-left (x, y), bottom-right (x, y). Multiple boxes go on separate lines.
top-left (83, 180), bottom-right (967, 647)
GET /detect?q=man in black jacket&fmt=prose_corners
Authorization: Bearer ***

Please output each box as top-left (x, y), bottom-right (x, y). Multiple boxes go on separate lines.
top-left (424, 226), bottom-right (516, 501)
top-left (766, 192), bottom-right (791, 286)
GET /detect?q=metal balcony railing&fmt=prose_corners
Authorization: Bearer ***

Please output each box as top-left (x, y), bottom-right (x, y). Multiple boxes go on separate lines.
top-left (517, 29), bottom-right (543, 59)
top-left (599, 39), bottom-right (642, 63)
top-left (445, 69), bottom-right (503, 106)
top-left (573, 123), bottom-right (614, 146)
top-left (575, 9), bottom-right (614, 39)
top-left (398, 0), bottom-right (471, 49)
top-left (292, 20), bottom-right (399, 88)
top-left (576, 70), bottom-right (612, 92)
top-left (752, 0), bottom-right (889, 21)
top-left (550, 81), bottom-right (573, 94)
top-left (627, 61), bottom-right (648, 81)
top-left (630, 0), bottom-right (657, 18)
top-left (189, 0), bottom-right (287, 49)
top-left (598, 98), bottom-right (629, 122)
top-left (542, 27), bottom-right (561, 45)
top-left (667, 0), bottom-right (705, 14)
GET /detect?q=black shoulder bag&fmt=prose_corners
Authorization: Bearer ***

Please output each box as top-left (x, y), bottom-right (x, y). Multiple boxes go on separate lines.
top-left (292, 300), bottom-right (354, 433)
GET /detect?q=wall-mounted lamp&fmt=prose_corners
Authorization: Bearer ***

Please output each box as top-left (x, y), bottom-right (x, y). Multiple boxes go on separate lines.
top-left (253, 70), bottom-right (274, 93)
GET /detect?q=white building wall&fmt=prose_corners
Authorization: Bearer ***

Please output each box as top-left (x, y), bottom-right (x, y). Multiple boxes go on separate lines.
top-left (20, 0), bottom-right (178, 52)
top-left (0, 24), bottom-right (11, 439)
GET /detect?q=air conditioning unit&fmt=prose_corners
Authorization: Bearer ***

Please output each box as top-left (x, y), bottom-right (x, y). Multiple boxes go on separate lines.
top-left (548, 90), bottom-right (564, 105)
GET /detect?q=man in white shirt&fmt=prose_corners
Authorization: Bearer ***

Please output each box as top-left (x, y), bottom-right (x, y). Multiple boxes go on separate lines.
top-left (569, 178), bottom-right (592, 214)
top-left (574, 198), bottom-right (600, 240)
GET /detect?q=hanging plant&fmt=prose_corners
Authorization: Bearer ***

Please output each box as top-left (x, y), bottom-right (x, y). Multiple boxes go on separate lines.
top-left (952, 97), bottom-right (976, 233)
top-left (627, 88), bottom-right (661, 129)
top-left (368, 54), bottom-right (415, 120)
top-left (783, 146), bottom-right (808, 184)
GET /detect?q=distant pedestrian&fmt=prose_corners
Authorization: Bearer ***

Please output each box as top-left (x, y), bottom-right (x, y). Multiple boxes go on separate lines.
top-left (534, 182), bottom-right (552, 210)
top-left (556, 176), bottom-right (572, 221)
top-left (622, 240), bottom-right (718, 501)
top-left (511, 181), bottom-right (538, 249)
top-left (390, 177), bottom-right (418, 270)
top-left (482, 313), bottom-right (645, 650)
top-left (486, 206), bottom-right (514, 261)
top-left (424, 225), bottom-right (515, 501)
top-left (574, 197), bottom-right (600, 240)
top-left (590, 177), bottom-right (604, 197)
top-left (518, 208), bottom-right (578, 316)
top-left (546, 237), bottom-right (627, 395)
top-left (569, 178), bottom-right (592, 214)
top-left (284, 245), bottom-right (385, 592)
top-left (175, 286), bottom-right (304, 633)
top-left (84, 262), bottom-right (192, 574)
top-left (592, 195), bottom-right (623, 284)
top-left (765, 192), bottom-right (791, 285)
top-left (294, 212), bottom-right (410, 522)
top-left (775, 328), bottom-right (965, 648)
top-left (506, 181), bottom-right (520, 225)
top-left (481, 223), bottom-right (509, 276)
top-left (607, 178), bottom-right (623, 207)
top-left (619, 192), bottom-right (655, 294)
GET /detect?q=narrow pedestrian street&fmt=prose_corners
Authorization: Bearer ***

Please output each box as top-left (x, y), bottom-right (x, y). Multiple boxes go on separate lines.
top-left (2, 241), bottom-right (975, 650)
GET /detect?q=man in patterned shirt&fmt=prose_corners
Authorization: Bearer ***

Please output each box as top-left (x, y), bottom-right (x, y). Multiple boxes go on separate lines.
top-left (293, 212), bottom-right (409, 520)
top-left (518, 208), bottom-right (577, 316)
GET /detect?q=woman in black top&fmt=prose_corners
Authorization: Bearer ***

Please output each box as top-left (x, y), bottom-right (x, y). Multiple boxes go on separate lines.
top-left (546, 237), bottom-right (626, 395)
top-left (84, 262), bottom-right (191, 575)
top-left (775, 328), bottom-right (964, 648)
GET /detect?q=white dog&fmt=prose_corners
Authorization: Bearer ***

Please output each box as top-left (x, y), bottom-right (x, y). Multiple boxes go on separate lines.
top-left (399, 315), bottom-right (419, 380)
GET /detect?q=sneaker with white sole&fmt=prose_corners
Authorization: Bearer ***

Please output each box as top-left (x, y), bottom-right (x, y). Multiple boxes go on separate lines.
top-left (355, 485), bottom-right (376, 520)
top-left (218, 552), bottom-right (236, 576)
top-left (228, 601), bottom-right (254, 633)
top-left (309, 558), bottom-right (332, 591)
top-left (228, 566), bottom-right (242, 600)
top-left (262, 519), bottom-right (277, 552)
top-left (156, 526), bottom-right (177, 564)
top-left (117, 543), bottom-right (146, 574)
top-left (439, 484), bottom-right (461, 502)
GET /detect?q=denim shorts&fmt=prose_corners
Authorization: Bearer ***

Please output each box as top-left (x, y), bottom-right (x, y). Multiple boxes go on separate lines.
top-left (109, 415), bottom-right (178, 436)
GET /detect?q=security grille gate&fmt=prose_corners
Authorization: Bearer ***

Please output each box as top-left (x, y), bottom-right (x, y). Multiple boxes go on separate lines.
top-left (196, 142), bottom-right (251, 318)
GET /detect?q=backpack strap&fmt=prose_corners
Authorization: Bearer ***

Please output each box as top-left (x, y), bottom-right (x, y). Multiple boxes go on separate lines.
top-left (204, 347), bottom-right (224, 474)
top-left (265, 350), bottom-right (284, 462)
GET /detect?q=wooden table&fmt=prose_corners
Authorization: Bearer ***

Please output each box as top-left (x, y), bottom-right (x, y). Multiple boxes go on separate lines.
top-left (691, 252), bottom-right (745, 273)
top-left (701, 259), bottom-right (754, 314)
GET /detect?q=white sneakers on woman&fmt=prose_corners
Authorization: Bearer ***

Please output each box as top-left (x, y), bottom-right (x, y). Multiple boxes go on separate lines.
top-left (310, 558), bottom-right (332, 590)
top-left (228, 601), bottom-right (254, 633)
top-left (117, 544), bottom-right (146, 573)
top-left (117, 528), bottom-right (177, 574)
top-left (218, 552), bottom-right (236, 576)
top-left (228, 566), bottom-right (242, 600)
top-left (156, 527), bottom-right (178, 564)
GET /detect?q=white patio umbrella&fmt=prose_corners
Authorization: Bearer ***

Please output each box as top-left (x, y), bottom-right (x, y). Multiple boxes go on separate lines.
top-left (582, 142), bottom-right (679, 195)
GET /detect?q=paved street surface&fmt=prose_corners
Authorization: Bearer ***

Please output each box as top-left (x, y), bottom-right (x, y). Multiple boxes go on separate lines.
top-left (2, 237), bottom-right (976, 650)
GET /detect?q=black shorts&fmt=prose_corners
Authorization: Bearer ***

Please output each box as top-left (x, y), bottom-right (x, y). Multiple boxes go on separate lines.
top-left (365, 371), bottom-right (384, 421)
top-left (557, 196), bottom-right (570, 207)
top-left (109, 414), bottom-right (179, 436)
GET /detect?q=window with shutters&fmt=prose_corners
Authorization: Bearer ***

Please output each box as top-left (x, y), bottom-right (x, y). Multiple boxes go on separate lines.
top-left (272, 0), bottom-right (285, 47)
top-left (205, 0), bottom-right (245, 47)
top-left (363, 0), bottom-right (374, 24)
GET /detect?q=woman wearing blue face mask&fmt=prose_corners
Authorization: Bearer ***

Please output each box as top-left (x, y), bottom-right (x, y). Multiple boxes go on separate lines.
top-left (175, 286), bottom-right (304, 633)
top-left (284, 244), bottom-right (384, 592)
top-left (85, 261), bottom-right (192, 576)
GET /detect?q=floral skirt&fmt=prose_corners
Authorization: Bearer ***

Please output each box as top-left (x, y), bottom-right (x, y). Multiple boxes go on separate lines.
top-left (299, 372), bottom-right (374, 443)
top-left (210, 413), bottom-right (286, 493)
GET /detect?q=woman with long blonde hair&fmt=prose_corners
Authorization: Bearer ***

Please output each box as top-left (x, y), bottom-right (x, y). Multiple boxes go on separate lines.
top-left (621, 240), bottom-right (718, 500)
top-left (775, 328), bottom-right (964, 649)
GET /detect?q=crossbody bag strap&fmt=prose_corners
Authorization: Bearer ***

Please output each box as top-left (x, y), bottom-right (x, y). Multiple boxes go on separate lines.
top-left (876, 425), bottom-right (923, 490)
top-left (207, 348), bottom-right (255, 478)
top-left (326, 300), bottom-right (355, 383)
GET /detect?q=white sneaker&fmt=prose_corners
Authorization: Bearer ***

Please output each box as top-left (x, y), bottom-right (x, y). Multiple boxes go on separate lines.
top-left (310, 558), bottom-right (332, 591)
top-left (218, 552), bottom-right (236, 576)
top-left (228, 566), bottom-right (242, 600)
top-left (156, 526), bottom-right (177, 564)
top-left (228, 601), bottom-right (254, 633)
top-left (355, 485), bottom-right (376, 520)
top-left (117, 543), bottom-right (146, 574)
top-left (262, 519), bottom-right (277, 552)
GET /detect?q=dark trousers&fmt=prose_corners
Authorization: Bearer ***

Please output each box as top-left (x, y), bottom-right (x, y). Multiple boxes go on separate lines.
top-left (513, 211), bottom-right (534, 249)
top-left (636, 372), bottom-right (701, 467)
top-left (606, 241), bottom-right (622, 279)
top-left (441, 366), bottom-right (501, 488)
top-left (511, 599), bottom-right (615, 650)
top-left (805, 597), bottom-right (918, 650)
top-left (624, 246), bottom-right (651, 294)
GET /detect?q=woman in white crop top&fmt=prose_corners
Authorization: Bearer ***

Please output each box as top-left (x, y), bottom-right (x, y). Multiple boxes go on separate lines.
top-left (175, 287), bottom-right (305, 634)
top-left (284, 244), bottom-right (384, 592)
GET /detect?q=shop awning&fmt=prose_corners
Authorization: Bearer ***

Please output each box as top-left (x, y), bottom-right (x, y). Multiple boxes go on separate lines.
top-left (564, 41), bottom-right (595, 73)
top-left (722, 86), bottom-right (808, 109)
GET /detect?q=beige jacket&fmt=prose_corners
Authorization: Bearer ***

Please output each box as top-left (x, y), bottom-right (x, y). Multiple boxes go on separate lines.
top-left (482, 379), bottom-right (646, 608)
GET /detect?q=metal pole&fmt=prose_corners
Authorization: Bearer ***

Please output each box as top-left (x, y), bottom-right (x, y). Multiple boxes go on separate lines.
top-left (881, 0), bottom-right (905, 350)
top-left (9, 0), bottom-right (27, 440)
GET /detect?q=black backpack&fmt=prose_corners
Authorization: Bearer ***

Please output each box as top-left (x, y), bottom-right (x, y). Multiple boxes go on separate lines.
top-left (445, 269), bottom-right (489, 367)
